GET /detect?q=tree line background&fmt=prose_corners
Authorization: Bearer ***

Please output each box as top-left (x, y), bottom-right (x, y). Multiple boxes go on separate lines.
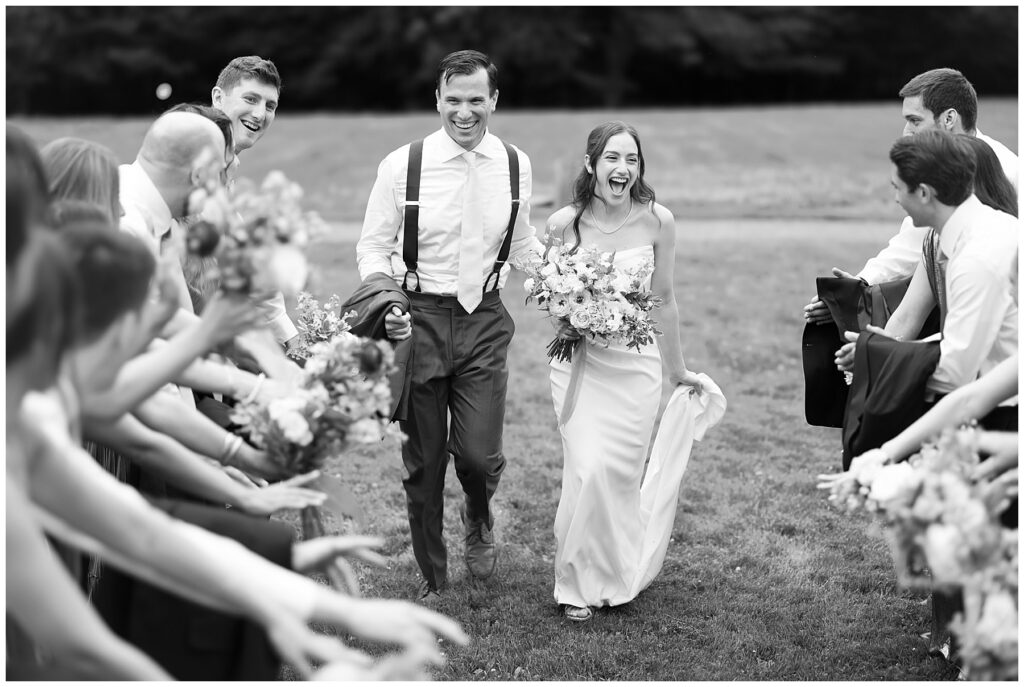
top-left (6, 6), bottom-right (1018, 115)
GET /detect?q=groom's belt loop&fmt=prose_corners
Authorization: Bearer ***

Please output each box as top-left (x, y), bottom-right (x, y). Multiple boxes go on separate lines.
top-left (402, 137), bottom-right (519, 296)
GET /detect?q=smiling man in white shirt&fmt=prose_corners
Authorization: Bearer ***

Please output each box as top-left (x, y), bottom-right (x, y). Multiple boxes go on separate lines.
top-left (211, 55), bottom-right (299, 351)
top-left (357, 50), bottom-right (544, 603)
top-left (805, 68), bottom-right (1018, 324)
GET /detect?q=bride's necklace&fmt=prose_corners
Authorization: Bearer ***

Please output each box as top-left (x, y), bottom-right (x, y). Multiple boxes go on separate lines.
top-left (590, 199), bottom-right (633, 235)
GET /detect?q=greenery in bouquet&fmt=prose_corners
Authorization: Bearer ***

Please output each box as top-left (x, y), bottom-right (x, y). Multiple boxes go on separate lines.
top-left (230, 333), bottom-right (405, 477)
top-left (515, 235), bottom-right (662, 362)
top-left (185, 147), bottom-right (327, 298)
top-left (292, 291), bottom-right (356, 360)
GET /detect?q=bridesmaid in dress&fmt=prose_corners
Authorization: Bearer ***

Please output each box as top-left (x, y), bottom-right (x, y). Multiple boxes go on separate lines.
top-left (545, 121), bottom-right (705, 622)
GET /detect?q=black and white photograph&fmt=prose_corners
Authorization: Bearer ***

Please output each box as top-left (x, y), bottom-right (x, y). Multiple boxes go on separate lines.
top-left (5, 4), bottom-right (1018, 681)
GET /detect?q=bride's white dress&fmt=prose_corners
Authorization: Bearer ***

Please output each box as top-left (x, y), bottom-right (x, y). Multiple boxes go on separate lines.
top-left (549, 244), bottom-right (726, 609)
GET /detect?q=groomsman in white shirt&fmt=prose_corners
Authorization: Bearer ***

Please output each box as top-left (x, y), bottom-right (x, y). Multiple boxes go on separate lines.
top-left (837, 128), bottom-right (1018, 673)
top-left (357, 50), bottom-right (544, 603)
top-left (804, 67), bottom-right (1018, 324)
top-left (211, 55), bottom-right (300, 352)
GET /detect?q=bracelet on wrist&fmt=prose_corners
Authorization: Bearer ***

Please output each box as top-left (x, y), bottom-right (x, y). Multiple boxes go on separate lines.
top-left (242, 373), bottom-right (266, 405)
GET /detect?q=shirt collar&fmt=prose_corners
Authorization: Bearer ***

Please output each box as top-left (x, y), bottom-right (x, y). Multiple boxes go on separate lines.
top-left (120, 160), bottom-right (173, 233)
top-left (435, 128), bottom-right (502, 162)
top-left (938, 194), bottom-right (982, 257)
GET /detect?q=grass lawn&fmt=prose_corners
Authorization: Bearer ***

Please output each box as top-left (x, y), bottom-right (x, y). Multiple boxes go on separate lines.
top-left (294, 217), bottom-right (958, 681)
top-left (11, 103), bottom-right (1016, 680)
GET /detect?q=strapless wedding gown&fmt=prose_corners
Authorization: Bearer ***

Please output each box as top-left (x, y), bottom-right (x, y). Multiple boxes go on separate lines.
top-left (549, 244), bottom-right (726, 609)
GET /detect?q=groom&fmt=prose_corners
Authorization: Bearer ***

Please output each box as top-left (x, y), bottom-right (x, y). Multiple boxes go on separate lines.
top-left (356, 49), bottom-right (544, 602)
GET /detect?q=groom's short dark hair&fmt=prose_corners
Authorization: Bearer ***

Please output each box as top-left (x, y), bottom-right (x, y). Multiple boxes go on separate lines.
top-left (436, 50), bottom-right (497, 96)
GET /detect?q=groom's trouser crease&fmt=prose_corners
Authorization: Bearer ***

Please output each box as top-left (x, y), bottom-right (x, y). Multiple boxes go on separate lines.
top-left (400, 289), bottom-right (513, 589)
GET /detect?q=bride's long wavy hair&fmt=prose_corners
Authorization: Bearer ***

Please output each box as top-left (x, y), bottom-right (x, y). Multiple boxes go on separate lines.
top-left (567, 121), bottom-right (656, 251)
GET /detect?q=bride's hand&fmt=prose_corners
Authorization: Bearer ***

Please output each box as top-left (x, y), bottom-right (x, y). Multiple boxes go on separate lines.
top-left (550, 319), bottom-right (581, 341)
top-left (670, 370), bottom-right (704, 395)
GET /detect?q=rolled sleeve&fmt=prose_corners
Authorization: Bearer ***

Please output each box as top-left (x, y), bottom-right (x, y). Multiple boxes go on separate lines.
top-left (356, 157), bottom-right (402, 280)
top-left (857, 217), bottom-right (928, 284)
top-left (505, 150), bottom-right (545, 267)
top-left (254, 292), bottom-right (298, 344)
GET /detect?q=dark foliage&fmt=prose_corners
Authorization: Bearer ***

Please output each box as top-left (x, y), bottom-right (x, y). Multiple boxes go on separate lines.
top-left (6, 6), bottom-right (1017, 114)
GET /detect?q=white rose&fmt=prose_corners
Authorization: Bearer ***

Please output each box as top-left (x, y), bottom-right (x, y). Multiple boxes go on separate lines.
top-left (867, 462), bottom-right (918, 506)
top-left (921, 524), bottom-right (964, 585)
top-left (276, 410), bottom-right (314, 446)
top-left (523, 277), bottom-right (535, 292)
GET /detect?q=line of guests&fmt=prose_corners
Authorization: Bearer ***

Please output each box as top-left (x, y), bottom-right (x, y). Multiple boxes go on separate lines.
top-left (5, 73), bottom-right (470, 680)
top-left (806, 68), bottom-right (1018, 677)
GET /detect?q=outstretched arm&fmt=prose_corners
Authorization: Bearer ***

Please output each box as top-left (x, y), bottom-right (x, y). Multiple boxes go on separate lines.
top-left (84, 413), bottom-right (324, 515)
top-left (6, 481), bottom-right (171, 680)
top-left (80, 292), bottom-right (263, 422)
top-left (23, 400), bottom-right (468, 678)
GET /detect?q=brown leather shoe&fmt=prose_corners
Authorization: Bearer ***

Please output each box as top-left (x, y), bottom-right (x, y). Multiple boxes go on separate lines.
top-left (461, 506), bottom-right (497, 580)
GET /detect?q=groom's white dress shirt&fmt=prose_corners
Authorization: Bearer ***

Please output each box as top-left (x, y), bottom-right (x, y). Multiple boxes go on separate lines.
top-left (857, 130), bottom-right (1018, 285)
top-left (357, 129), bottom-right (543, 294)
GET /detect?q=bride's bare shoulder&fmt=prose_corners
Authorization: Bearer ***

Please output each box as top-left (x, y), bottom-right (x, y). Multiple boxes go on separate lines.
top-left (545, 205), bottom-right (579, 239)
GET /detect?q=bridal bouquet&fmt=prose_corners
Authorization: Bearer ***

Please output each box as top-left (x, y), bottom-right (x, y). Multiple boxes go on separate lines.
top-left (822, 427), bottom-right (1017, 679)
top-left (186, 148), bottom-right (327, 297)
top-left (516, 238), bottom-right (662, 362)
top-left (292, 291), bottom-right (356, 360)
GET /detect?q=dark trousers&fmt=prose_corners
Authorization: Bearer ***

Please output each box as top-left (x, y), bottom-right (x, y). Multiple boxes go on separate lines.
top-left (91, 498), bottom-right (294, 680)
top-left (400, 289), bottom-right (514, 589)
top-left (930, 403), bottom-right (1017, 662)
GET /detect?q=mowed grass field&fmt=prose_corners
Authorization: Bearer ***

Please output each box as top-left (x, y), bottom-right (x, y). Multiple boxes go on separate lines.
top-left (11, 101), bottom-right (1017, 680)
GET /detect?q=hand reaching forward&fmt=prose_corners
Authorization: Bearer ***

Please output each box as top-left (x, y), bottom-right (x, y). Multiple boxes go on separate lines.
top-left (313, 643), bottom-right (448, 681)
top-left (314, 596), bottom-right (469, 657)
top-left (235, 471), bottom-right (328, 516)
top-left (292, 535), bottom-right (388, 575)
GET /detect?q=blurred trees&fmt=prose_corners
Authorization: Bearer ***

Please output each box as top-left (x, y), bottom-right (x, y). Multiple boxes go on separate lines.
top-left (6, 6), bottom-right (1017, 114)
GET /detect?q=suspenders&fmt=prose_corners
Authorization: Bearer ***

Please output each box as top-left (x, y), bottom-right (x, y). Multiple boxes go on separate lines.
top-left (401, 139), bottom-right (521, 294)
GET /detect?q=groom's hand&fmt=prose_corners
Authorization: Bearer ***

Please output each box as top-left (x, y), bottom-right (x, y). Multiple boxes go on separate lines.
top-left (385, 307), bottom-right (412, 341)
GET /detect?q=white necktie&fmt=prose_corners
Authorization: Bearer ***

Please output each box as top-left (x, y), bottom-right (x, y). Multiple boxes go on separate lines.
top-left (458, 151), bottom-right (484, 313)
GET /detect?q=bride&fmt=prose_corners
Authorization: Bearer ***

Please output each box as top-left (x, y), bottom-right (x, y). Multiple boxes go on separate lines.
top-left (545, 121), bottom-right (709, 622)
